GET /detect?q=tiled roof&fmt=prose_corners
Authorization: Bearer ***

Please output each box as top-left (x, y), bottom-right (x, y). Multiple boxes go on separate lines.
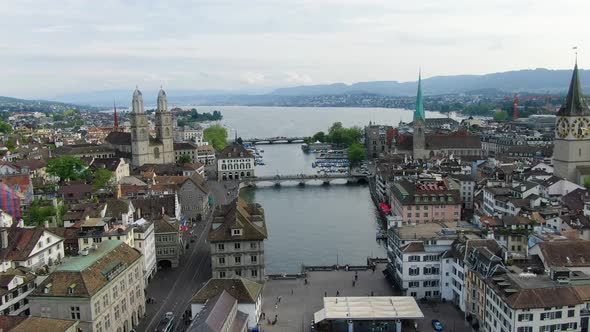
top-left (57, 182), bottom-right (92, 195)
top-left (0, 228), bottom-right (62, 262)
top-left (154, 215), bottom-right (179, 233)
top-left (425, 135), bottom-right (481, 149)
top-left (191, 277), bottom-right (263, 304)
top-left (104, 199), bottom-right (133, 219)
top-left (208, 198), bottom-right (267, 242)
top-left (401, 242), bottom-right (424, 253)
top-left (13, 159), bottom-right (47, 170)
top-left (217, 144), bottom-right (253, 159)
top-left (505, 287), bottom-right (582, 309)
top-left (91, 158), bottom-right (122, 172)
top-left (538, 240), bottom-right (590, 267)
top-left (31, 240), bottom-right (141, 298)
top-left (132, 195), bottom-right (178, 219)
top-left (0, 316), bottom-right (27, 331)
top-left (105, 131), bottom-right (131, 146)
top-left (174, 142), bottom-right (199, 150)
top-left (11, 317), bottom-right (78, 332)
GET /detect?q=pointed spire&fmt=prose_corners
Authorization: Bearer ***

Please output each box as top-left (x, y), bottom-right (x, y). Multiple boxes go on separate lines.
top-left (113, 99), bottom-right (119, 128)
top-left (414, 70), bottom-right (425, 122)
top-left (557, 61), bottom-right (590, 116)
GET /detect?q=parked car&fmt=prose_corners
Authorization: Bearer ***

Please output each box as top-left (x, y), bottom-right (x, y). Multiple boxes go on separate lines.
top-left (432, 319), bottom-right (444, 331)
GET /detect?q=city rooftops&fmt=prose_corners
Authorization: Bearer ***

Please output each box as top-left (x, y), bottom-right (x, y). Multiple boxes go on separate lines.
top-left (57, 239), bottom-right (123, 272)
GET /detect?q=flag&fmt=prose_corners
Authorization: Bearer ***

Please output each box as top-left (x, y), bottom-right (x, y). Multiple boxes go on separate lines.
top-left (180, 215), bottom-right (188, 231)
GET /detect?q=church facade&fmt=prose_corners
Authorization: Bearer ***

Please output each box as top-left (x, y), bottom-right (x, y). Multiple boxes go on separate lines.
top-left (105, 88), bottom-right (175, 167)
top-left (553, 63), bottom-right (590, 185)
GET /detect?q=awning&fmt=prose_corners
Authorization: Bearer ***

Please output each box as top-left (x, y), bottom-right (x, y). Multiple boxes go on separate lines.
top-left (314, 296), bottom-right (424, 322)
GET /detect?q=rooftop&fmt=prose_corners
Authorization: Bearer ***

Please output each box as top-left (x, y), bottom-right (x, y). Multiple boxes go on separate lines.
top-left (57, 239), bottom-right (122, 272)
top-left (315, 296), bottom-right (424, 322)
top-left (394, 222), bottom-right (460, 240)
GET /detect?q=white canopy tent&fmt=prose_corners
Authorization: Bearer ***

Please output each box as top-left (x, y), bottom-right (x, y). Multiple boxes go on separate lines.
top-left (314, 296), bottom-right (424, 323)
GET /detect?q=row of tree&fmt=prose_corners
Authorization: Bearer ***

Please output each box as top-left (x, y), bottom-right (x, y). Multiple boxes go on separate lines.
top-left (305, 122), bottom-right (366, 165)
top-left (176, 109), bottom-right (222, 127)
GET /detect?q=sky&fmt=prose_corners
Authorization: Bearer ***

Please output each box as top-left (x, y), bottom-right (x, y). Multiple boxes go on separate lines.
top-left (1, 0), bottom-right (588, 99)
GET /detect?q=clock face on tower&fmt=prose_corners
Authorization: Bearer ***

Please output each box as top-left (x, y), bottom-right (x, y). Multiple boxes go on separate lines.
top-left (571, 117), bottom-right (590, 139)
top-left (556, 117), bottom-right (570, 138)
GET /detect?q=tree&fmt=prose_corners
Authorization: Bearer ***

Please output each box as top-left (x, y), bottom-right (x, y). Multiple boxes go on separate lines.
top-left (203, 124), bottom-right (228, 150)
top-left (0, 121), bottom-right (12, 134)
top-left (584, 177), bottom-right (590, 189)
top-left (329, 122), bottom-right (343, 134)
top-left (92, 168), bottom-right (114, 189)
top-left (177, 155), bottom-right (192, 164)
top-left (312, 131), bottom-right (326, 142)
top-left (493, 110), bottom-right (509, 121)
top-left (24, 201), bottom-right (56, 227)
top-left (348, 143), bottom-right (365, 165)
top-left (46, 155), bottom-right (89, 183)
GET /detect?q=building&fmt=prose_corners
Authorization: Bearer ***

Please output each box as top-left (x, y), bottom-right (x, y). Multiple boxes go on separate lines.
top-left (0, 316), bottom-right (79, 332)
top-left (105, 88), bottom-right (175, 167)
top-left (0, 227), bottom-right (65, 269)
top-left (178, 174), bottom-right (210, 222)
top-left (154, 215), bottom-right (182, 268)
top-left (209, 199), bottom-right (267, 281)
top-left (130, 218), bottom-right (157, 284)
top-left (174, 125), bottom-right (203, 145)
top-left (553, 63), bottom-right (590, 185)
top-left (387, 223), bottom-right (458, 299)
top-left (197, 145), bottom-right (216, 166)
top-left (412, 73), bottom-right (427, 160)
top-left (389, 179), bottom-right (462, 225)
top-left (188, 290), bottom-right (248, 332)
top-left (173, 142), bottom-right (200, 164)
top-left (217, 144), bottom-right (255, 181)
top-left (89, 158), bottom-right (130, 183)
top-left (449, 174), bottom-right (476, 210)
top-left (29, 240), bottom-right (145, 332)
top-left (365, 124), bottom-right (394, 159)
top-left (190, 277), bottom-right (263, 329)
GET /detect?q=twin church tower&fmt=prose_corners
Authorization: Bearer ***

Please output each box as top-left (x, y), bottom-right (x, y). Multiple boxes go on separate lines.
top-left (129, 88), bottom-right (174, 166)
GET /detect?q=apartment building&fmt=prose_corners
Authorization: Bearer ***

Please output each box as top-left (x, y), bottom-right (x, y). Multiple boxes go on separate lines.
top-left (29, 240), bottom-right (145, 332)
top-left (130, 218), bottom-right (157, 284)
top-left (388, 223), bottom-right (458, 299)
top-left (209, 198), bottom-right (267, 282)
top-left (389, 179), bottom-right (462, 225)
top-left (217, 144), bottom-right (255, 181)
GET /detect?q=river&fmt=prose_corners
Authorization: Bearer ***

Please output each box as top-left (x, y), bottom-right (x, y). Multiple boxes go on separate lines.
top-left (193, 106), bottom-right (456, 273)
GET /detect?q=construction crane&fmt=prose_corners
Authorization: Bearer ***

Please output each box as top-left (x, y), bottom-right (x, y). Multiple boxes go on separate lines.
top-left (502, 94), bottom-right (561, 120)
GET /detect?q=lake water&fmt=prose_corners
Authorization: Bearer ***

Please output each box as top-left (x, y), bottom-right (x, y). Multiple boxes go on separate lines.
top-left (194, 106), bottom-right (455, 273)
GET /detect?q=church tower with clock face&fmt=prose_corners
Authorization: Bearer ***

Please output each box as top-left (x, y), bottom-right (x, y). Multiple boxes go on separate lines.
top-left (553, 62), bottom-right (590, 184)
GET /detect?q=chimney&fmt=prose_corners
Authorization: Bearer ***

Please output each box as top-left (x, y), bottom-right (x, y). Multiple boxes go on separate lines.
top-left (1, 229), bottom-right (8, 249)
top-left (44, 220), bottom-right (49, 228)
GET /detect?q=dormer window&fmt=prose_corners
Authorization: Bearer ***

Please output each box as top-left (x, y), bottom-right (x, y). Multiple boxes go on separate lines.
top-left (44, 283), bottom-right (52, 294)
top-left (68, 283), bottom-right (76, 295)
top-left (232, 229), bottom-right (243, 236)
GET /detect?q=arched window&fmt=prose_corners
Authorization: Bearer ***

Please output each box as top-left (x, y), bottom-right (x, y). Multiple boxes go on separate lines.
top-left (222, 164), bottom-right (226, 170)
top-left (240, 163), bottom-right (244, 169)
top-left (580, 148), bottom-right (582, 157)
top-left (246, 171), bottom-right (251, 177)
top-left (240, 171), bottom-right (245, 178)
top-left (246, 163), bottom-right (251, 169)
top-left (166, 128), bottom-right (170, 136)
top-left (154, 147), bottom-right (160, 159)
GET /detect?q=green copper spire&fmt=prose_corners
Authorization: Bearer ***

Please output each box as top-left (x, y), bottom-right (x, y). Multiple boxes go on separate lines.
top-left (414, 71), bottom-right (425, 122)
top-left (557, 61), bottom-right (590, 116)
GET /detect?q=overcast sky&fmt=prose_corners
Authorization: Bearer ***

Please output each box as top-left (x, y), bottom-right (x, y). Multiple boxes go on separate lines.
top-left (1, 0), bottom-right (588, 98)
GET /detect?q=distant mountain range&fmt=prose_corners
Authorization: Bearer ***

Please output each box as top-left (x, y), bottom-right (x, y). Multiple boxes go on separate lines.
top-left (270, 68), bottom-right (590, 96)
top-left (13, 67), bottom-right (590, 107)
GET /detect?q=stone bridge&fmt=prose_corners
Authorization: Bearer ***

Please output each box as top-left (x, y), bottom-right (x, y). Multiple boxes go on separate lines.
top-left (242, 174), bottom-right (367, 186)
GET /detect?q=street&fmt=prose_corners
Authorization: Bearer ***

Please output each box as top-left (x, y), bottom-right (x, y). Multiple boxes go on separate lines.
top-left (136, 214), bottom-right (212, 332)
top-left (136, 178), bottom-right (238, 332)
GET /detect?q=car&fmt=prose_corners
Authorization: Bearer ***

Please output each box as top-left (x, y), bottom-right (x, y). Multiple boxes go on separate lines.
top-left (432, 319), bottom-right (443, 331)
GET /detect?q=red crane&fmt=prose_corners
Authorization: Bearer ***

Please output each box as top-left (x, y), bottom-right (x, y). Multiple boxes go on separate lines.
top-left (512, 93), bottom-right (519, 121)
top-left (502, 94), bottom-right (561, 119)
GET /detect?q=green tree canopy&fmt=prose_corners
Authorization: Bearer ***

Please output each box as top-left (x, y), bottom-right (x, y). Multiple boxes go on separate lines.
top-left (177, 155), bottom-right (192, 164)
top-left (312, 131), bottom-right (326, 142)
top-left (348, 143), bottom-right (365, 165)
top-left (24, 201), bottom-right (56, 227)
top-left (493, 110), bottom-right (509, 121)
top-left (0, 121), bottom-right (12, 134)
top-left (47, 155), bottom-right (89, 183)
top-left (584, 177), bottom-right (590, 189)
top-left (204, 124), bottom-right (228, 150)
top-left (92, 168), bottom-right (114, 189)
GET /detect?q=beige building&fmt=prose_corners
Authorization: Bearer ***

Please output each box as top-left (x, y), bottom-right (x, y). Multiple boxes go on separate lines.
top-left (29, 240), bottom-right (145, 332)
top-left (209, 198), bottom-right (267, 281)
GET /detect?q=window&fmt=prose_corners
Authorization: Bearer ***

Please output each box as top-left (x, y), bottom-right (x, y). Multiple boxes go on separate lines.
top-left (105, 314), bottom-right (111, 329)
top-left (250, 242), bottom-right (257, 249)
top-left (70, 306), bottom-right (81, 319)
top-left (235, 256), bottom-right (241, 264)
top-left (232, 229), bottom-right (242, 236)
top-left (94, 302), bottom-right (101, 316)
top-left (408, 256), bottom-right (420, 262)
top-left (235, 270), bottom-right (242, 276)
top-left (218, 244), bottom-right (224, 251)
top-left (114, 305), bottom-right (120, 320)
top-left (409, 267), bottom-right (419, 276)
top-left (113, 285), bottom-right (118, 299)
top-left (234, 243), bottom-right (241, 250)
top-left (251, 269), bottom-right (258, 277)
top-left (408, 281), bottom-right (419, 288)
top-left (219, 271), bottom-right (226, 278)
top-left (518, 313), bottom-right (533, 322)
top-left (568, 309), bottom-right (575, 317)
top-left (219, 257), bottom-right (225, 264)
top-left (251, 255), bottom-right (257, 263)
top-left (103, 294), bottom-right (109, 307)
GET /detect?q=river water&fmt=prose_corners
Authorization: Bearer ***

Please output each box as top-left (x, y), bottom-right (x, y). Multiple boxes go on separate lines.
top-left (194, 106), bottom-right (454, 273)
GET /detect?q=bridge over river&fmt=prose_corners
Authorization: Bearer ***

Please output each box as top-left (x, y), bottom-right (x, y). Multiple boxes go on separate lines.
top-left (242, 173), bottom-right (367, 186)
top-left (241, 136), bottom-right (306, 144)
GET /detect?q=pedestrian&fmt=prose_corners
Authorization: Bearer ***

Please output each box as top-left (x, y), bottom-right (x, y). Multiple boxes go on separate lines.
top-left (324, 291), bottom-right (327, 297)
top-left (278, 296), bottom-right (281, 303)
top-left (355, 274), bottom-right (358, 281)
top-left (304, 278), bottom-right (308, 285)
top-left (352, 280), bottom-right (356, 287)
top-left (336, 290), bottom-right (340, 297)
top-left (275, 304), bottom-right (278, 310)
top-left (371, 290), bottom-right (374, 296)
top-left (291, 289), bottom-right (294, 295)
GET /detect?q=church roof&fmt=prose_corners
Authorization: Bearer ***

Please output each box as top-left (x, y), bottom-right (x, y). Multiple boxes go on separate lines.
top-left (556, 63), bottom-right (590, 117)
top-left (105, 131), bottom-right (131, 146)
top-left (413, 72), bottom-right (425, 122)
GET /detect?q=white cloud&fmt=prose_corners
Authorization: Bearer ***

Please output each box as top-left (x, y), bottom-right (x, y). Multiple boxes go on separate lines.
top-left (31, 25), bottom-right (72, 33)
top-left (241, 72), bottom-right (266, 85)
top-left (285, 72), bottom-right (313, 84)
top-left (94, 24), bottom-right (145, 33)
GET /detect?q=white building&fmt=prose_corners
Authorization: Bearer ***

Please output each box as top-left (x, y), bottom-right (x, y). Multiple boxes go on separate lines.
top-left (450, 174), bottom-right (476, 210)
top-left (190, 278), bottom-right (263, 329)
top-left (388, 223), bottom-right (458, 299)
top-left (130, 218), bottom-right (157, 285)
top-left (174, 126), bottom-right (204, 145)
top-left (217, 144), bottom-right (255, 181)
